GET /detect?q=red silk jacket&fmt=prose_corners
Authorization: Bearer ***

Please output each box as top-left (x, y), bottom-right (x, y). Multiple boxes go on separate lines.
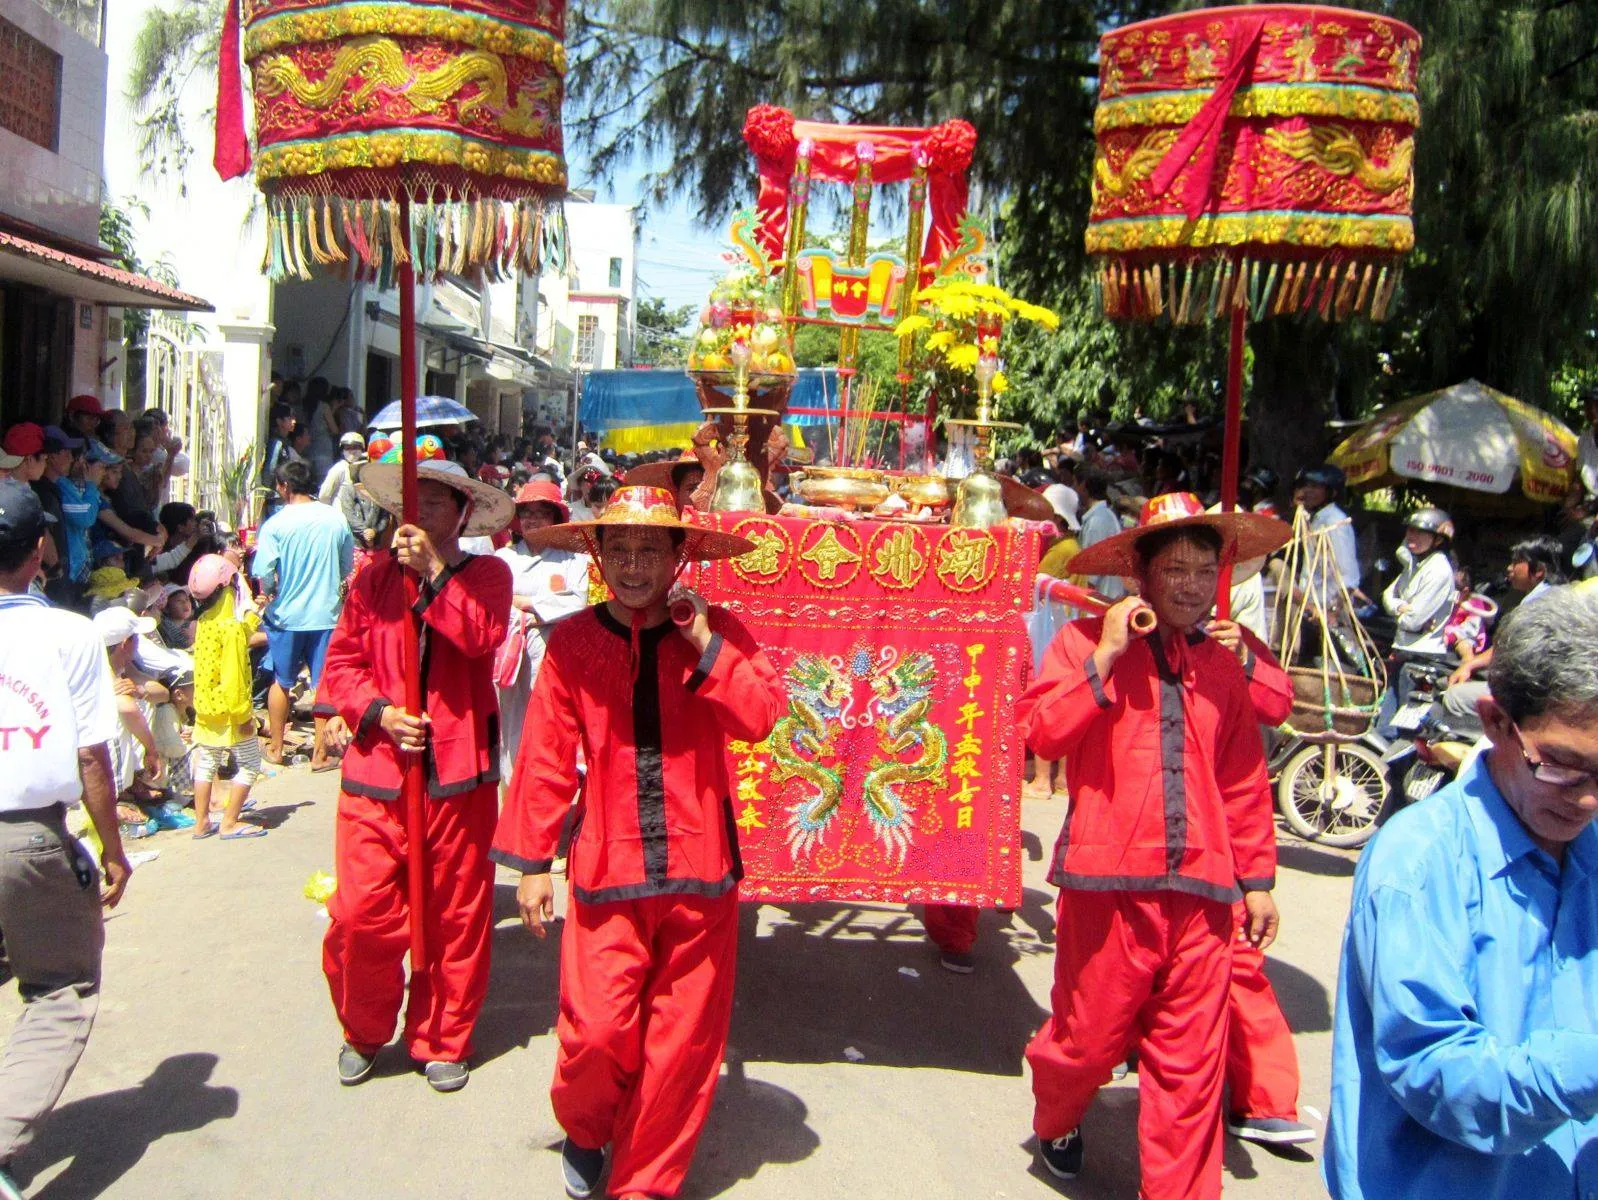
top-left (1017, 617), bottom-right (1276, 903)
top-left (316, 552), bottom-right (511, 800)
top-left (491, 605), bottom-right (785, 905)
top-left (1238, 626), bottom-right (1294, 726)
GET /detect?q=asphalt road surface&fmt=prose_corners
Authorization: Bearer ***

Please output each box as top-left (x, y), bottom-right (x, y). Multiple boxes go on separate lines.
top-left (0, 768), bottom-right (1357, 1199)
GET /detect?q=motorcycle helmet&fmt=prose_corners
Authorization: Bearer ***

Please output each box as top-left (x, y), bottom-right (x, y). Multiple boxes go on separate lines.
top-left (1243, 465), bottom-right (1279, 495)
top-left (1404, 506), bottom-right (1454, 543)
top-left (188, 553), bottom-right (239, 603)
top-left (1292, 464), bottom-right (1345, 492)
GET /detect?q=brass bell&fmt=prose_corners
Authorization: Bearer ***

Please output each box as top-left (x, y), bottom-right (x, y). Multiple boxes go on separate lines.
top-left (951, 469), bottom-right (1007, 528)
top-left (708, 457), bottom-right (765, 513)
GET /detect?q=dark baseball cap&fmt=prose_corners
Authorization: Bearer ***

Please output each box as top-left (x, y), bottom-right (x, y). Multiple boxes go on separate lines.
top-left (41, 425), bottom-right (83, 453)
top-left (0, 479), bottom-right (57, 554)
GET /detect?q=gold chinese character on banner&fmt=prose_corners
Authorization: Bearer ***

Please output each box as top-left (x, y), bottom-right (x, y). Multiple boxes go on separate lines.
top-left (730, 518), bottom-right (793, 585)
top-left (868, 525), bottom-right (929, 590)
top-left (935, 529), bottom-right (998, 592)
top-left (796, 523), bottom-right (864, 589)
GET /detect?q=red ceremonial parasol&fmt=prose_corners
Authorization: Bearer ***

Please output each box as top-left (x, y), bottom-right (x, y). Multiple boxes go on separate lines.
top-left (1088, 4), bottom-right (1420, 615)
top-left (214, 0), bottom-right (568, 968)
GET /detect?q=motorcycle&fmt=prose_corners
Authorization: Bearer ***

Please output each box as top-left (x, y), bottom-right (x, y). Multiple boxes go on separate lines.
top-left (1270, 726), bottom-right (1395, 849)
top-left (1270, 655), bottom-right (1452, 849)
top-left (1391, 700), bottom-right (1482, 805)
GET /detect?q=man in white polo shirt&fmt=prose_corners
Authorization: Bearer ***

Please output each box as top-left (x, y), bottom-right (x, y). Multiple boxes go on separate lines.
top-left (0, 480), bottom-right (130, 1200)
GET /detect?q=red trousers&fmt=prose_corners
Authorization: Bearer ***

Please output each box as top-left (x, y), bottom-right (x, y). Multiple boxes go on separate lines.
top-left (1028, 889), bottom-right (1232, 1200)
top-left (555, 890), bottom-right (739, 1199)
top-left (1226, 902), bottom-right (1300, 1120)
top-left (322, 787), bottom-right (496, 1062)
top-left (920, 903), bottom-right (978, 954)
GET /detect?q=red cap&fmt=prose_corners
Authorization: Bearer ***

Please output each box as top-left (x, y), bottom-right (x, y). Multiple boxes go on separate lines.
top-left (513, 479), bottom-right (569, 519)
top-left (66, 394), bottom-right (105, 416)
top-left (2, 423), bottom-right (45, 457)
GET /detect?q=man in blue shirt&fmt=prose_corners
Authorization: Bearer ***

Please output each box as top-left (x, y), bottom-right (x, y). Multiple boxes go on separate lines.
top-left (252, 459), bottom-right (354, 770)
top-left (1326, 584), bottom-right (1598, 1199)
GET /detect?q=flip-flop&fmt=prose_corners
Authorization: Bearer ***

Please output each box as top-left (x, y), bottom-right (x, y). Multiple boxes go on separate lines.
top-left (192, 825), bottom-right (218, 840)
top-left (220, 826), bottom-right (268, 840)
top-left (310, 762), bottom-right (341, 774)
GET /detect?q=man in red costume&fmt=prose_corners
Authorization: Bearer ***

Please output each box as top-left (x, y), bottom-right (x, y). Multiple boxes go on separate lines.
top-left (1017, 492), bottom-right (1291, 1198)
top-left (1206, 615), bottom-right (1316, 1146)
top-left (316, 458), bottom-right (513, 1093)
top-left (493, 486), bottom-right (785, 1200)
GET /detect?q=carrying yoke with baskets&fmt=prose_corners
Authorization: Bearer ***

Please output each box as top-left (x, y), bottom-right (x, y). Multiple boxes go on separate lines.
top-left (1273, 509), bottom-right (1386, 743)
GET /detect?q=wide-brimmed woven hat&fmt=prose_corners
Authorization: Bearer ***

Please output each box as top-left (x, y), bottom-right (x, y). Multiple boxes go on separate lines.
top-left (359, 459), bottom-right (514, 538)
top-left (1068, 491), bottom-right (1290, 578)
top-left (624, 451), bottom-right (703, 493)
top-left (524, 485), bottom-right (755, 561)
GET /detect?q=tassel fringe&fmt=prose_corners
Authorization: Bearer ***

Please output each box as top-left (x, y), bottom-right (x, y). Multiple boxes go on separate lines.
top-left (1095, 253), bottom-right (1405, 325)
top-left (262, 191), bottom-right (568, 284)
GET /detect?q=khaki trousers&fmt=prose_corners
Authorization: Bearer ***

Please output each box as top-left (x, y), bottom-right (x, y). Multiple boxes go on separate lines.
top-left (0, 806), bottom-right (104, 1163)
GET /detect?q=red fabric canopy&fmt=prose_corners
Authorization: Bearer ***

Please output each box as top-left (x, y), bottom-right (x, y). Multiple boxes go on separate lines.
top-left (743, 105), bottom-right (976, 280)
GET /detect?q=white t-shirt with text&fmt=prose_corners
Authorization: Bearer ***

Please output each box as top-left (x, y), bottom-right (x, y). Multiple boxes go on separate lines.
top-left (0, 593), bottom-right (120, 811)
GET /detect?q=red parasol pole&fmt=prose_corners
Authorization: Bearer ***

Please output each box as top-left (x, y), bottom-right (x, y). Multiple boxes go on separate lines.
top-left (396, 195), bottom-right (428, 972)
top-left (1214, 303), bottom-right (1246, 621)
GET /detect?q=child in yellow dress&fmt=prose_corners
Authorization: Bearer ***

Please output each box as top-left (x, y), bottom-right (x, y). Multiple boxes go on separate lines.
top-left (188, 554), bottom-right (268, 840)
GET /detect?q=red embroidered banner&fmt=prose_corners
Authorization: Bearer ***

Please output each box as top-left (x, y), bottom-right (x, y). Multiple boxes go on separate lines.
top-left (691, 513), bottom-right (1039, 907)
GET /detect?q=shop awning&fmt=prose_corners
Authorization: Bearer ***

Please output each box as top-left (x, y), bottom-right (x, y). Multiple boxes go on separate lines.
top-left (0, 231), bottom-right (212, 311)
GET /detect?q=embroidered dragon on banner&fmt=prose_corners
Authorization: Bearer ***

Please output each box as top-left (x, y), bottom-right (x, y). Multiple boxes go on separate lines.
top-left (778, 647), bottom-right (946, 866)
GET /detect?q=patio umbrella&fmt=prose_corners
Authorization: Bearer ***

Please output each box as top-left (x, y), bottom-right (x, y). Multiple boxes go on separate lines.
top-left (368, 396), bottom-right (479, 431)
top-left (1330, 379), bottom-right (1577, 503)
top-left (1087, 5), bottom-right (1421, 616)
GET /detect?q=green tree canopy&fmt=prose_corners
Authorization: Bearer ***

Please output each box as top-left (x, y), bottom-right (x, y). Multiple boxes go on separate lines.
top-left (632, 296), bottom-right (699, 366)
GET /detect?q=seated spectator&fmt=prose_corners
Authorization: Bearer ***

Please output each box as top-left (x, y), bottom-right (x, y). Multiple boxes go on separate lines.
top-left (1445, 537), bottom-right (1567, 722)
top-left (1326, 585), bottom-right (1598, 1198)
top-left (0, 422), bottom-right (46, 484)
top-left (94, 606), bottom-right (165, 798)
top-left (154, 584), bottom-right (197, 651)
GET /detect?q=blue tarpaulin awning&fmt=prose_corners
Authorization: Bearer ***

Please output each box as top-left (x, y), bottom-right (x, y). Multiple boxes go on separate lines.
top-left (580, 369), bottom-right (843, 450)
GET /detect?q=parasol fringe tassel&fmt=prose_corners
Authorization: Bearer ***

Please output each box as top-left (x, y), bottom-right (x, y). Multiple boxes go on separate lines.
top-left (304, 196), bottom-right (330, 266)
top-left (451, 204), bottom-right (470, 276)
top-left (437, 204), bottom-right (454, 280)
top-left (387, 201), bottom-right (411, 266)
top-left (1204, 259), bottom-right (1223, 320)
top-left (1334, 262), bottom-right (1356, 320)
top-left (1176, 263), bottom-right (1193, 324)
top-left (288, 202), bottom-right (311, 281)
top-left (324, 197), bottom-right (347, 265)
top-left (261, 208), bottom-right (276, 278)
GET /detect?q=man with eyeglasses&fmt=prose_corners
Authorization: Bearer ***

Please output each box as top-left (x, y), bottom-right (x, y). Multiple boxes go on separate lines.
top-left (1326, 584), bottom-right (1598, 1199)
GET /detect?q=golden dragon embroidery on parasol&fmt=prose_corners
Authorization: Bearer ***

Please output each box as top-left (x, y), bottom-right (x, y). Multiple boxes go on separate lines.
top-left (862, 650), bottom-right (947, 866)
top-left (775, 655), bottom-right (850, 861)
top-left (1092, 129), bottom-right (1180, 202)
top-left (1263, 125), bottom-right (1415, 195)
top-left (255, 34), bottom-right (559, 136)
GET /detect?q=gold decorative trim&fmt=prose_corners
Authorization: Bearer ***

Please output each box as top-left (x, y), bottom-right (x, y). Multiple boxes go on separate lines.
top-left (1086, 212), bottom-right (1414, 255)
top-left (245, 3), bottom-right (567, 71)
top-left (1094, 84), bottom-right (1418, 133)
top-left (254, 131), bottom-right (567, 186)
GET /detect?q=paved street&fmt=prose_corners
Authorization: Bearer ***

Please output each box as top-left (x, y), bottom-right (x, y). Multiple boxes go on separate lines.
top-left (0, 767), bottom-right (1357, 1199)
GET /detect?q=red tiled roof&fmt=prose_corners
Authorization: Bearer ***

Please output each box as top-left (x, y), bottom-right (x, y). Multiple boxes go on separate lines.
top-left (0, 231), bottom-right (212, 311)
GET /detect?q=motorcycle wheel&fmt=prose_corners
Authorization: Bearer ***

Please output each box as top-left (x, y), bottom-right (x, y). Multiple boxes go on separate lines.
top-left (1276, 741), bottom-right (1392, 848)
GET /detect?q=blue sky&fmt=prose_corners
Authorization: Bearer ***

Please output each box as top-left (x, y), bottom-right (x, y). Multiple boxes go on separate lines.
top-left (576, 157), bottom-right (734, 312)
